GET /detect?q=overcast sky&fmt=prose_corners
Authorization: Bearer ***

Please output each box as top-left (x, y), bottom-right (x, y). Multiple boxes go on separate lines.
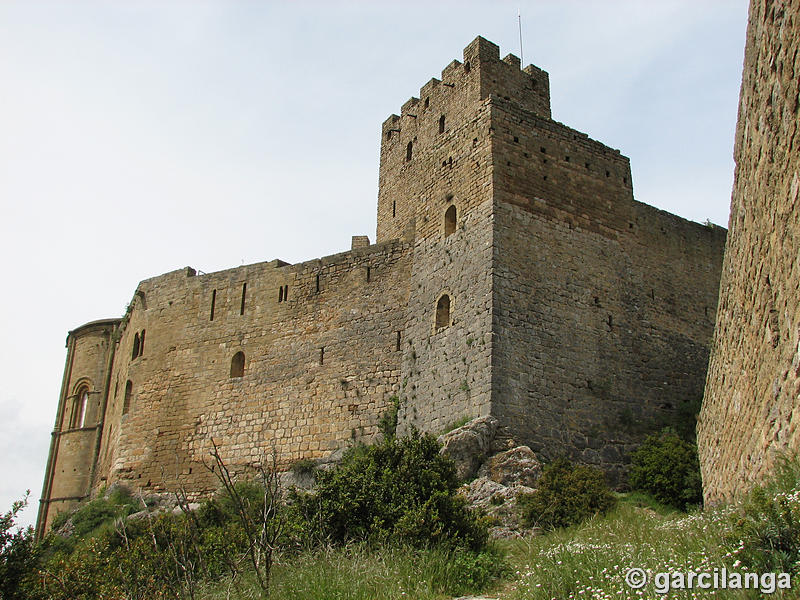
top-left (0, 0), bottom-right (749, 528)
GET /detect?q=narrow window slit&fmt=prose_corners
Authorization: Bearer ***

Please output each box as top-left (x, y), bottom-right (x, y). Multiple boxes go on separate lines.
top-left (210, 289), bottom-right (216, 321)
top-left (436, 294), bottom-right (451, 329)
top-left (123, 381), bottom-right (132, 415)
top-left (444, 205), bottom-right (456, 237)
top-left (240, 283), bottom-right (247, 315)
top-left (131, 333), bottom-right (140, 360)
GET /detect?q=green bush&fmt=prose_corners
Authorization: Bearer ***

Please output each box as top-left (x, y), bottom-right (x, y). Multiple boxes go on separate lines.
top-left (195, 479), bottom-right (266, 528)
top-left (290, 430), bottom-right (487, 550)
top-left (26, 482), bottom-right (265, 599)
top-left (519, 458), bottom-right (617, 530)
top-left (0, 493), bottom-right (37, 600)
top-left (377, 395), bottom-right (401, 438)
top-left (290, 458), bottom-right (317, 476)
top-left (628, 429), bottom-right (702, 510)
top-left (729, 456), bottom-right (800, 575)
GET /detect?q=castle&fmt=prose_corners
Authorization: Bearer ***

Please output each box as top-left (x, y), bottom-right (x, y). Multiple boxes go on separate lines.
top-left (37, 36), bottom-right (727, 534)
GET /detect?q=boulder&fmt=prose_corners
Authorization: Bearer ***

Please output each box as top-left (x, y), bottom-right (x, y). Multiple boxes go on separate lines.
top-left (437, 416), bottom-right (499, 481)
top-left (460, 476), bottom-right (537, 539)
top-left (477, 445), bottom-right (542, 488)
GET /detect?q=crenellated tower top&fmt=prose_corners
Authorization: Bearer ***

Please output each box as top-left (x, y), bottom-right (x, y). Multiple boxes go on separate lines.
top-left (376, 36), bottom-right (552, 244)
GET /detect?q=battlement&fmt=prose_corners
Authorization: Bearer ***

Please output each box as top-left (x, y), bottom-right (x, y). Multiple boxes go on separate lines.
top-left (383, 36), bottom-right (550, 136)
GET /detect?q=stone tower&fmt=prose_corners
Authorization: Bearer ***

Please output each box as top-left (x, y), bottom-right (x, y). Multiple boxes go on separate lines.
top-left (37, 319), bottom-right (119, 533)
top-left (383, 37), bottom-right (726, 482)
top-left (698, 0), bottom-right (800, 504)
top-left (38, 36), bottom-right (726, 534)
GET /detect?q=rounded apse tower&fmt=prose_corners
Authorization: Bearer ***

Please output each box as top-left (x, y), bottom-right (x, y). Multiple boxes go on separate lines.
top-left (36, 318), bottom-right (119, 536)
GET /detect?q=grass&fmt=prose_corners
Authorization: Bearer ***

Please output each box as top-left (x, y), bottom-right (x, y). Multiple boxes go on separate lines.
top-left (499, 489), bottom-right (800, 599)
top-left (440, 415), bottom-right (473, 435)
top-left (194, 483), bottom-right (800, 599)
top-left (33, 458), bottom-right (800, 600)
top-left (198, 544), bottom-right (506, 599)
top-left (500, 502), bottom-right (735, 599)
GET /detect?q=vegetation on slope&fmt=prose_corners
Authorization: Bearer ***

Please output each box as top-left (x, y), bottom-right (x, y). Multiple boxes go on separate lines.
top-left (3, 435), bottom-right (800, 599)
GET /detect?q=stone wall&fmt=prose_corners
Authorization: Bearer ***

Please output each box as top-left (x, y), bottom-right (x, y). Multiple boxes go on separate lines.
top-left (377, 38), bottom-right (502, 435)
top-left (490, 97), bottom-right (726, 484)
top-left (91, 240), bottom-right (411, 498)
top-left (698, 0), bottom-right (800, 503)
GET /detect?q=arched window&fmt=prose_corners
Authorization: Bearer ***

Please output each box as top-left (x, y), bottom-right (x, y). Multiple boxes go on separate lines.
top-left (435, 294), bottom-right (451, 330)
top-left (131, 333), bottom-right (140, 360)
top-left (444, 205), bottom-right (457, 237)
top-left (71, 386), bottom-right (89, 429)
top-left (230, 351), bottom-right (245, 378)
top-left (406, 141), bottom-right (413, 162)
top-left (123, 381), bottom-right (132, 415)
top-left (139, 329), bottom-right (145, 356)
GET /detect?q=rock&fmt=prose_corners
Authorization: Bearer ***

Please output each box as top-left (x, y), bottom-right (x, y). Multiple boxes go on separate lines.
top-left (437, 415), bottom-right (499, 480)
top-left (461, 476), bottom-right (507, 509)
top-left (460, 476), bottom-right (538, 540)
top-left (171, 503), bottom-right (201, 515)
top-left (477, 445), bottom-right (542, 487)
top-left (278, 470), bottom-right (316, 492)
top-left (316, 448), bottom-right (345, 471)
top-left (142, 491), bottom-right (179, 510)
top-left (459, 444), bottom-right (544, 539)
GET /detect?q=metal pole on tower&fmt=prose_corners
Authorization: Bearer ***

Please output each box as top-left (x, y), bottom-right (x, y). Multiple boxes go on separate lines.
top-left (518, 8), bottom-right (524, 66)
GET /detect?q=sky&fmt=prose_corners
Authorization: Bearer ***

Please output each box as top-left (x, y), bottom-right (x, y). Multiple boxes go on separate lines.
top-left (0, 0), bottom-right (749, 529)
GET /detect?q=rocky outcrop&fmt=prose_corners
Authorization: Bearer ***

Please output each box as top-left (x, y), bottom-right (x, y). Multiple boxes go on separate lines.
top-left (437, 416), bottom-right (499, 480)
top-left (448, 438), bottom-right (544, 539)
top-left (461, 477), bottom-right (537, 539)
top-left (477, 445), bottom-right (541, 487)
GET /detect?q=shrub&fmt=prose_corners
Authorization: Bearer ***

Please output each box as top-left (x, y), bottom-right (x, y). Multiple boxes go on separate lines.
top-left (0, 492), bottom-right (37, 600)
top-left (377, 395), bottom-right (401, 438)
top-left (628, 429), bottom-right (702, 510)
top-left (729, 456), bottom-right (800, 575)
top-left (290, 458), bottom-right (317, 477)
top-left (519, 458), bottom-right (616, 530)
top-left (290, 430), bottom-right (487, 550)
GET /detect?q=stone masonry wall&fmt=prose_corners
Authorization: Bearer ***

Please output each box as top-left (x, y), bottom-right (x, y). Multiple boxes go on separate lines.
top-left (699, 0), bottom-right (800, 503)
top-left (490, 97), bottom-right (726, 484)
top-left (94, 240), bottom-right (411, 497)
top-left (38, 320), bottom-right (118, 531)
top-left (379, 38), bottom-right (504, 435)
